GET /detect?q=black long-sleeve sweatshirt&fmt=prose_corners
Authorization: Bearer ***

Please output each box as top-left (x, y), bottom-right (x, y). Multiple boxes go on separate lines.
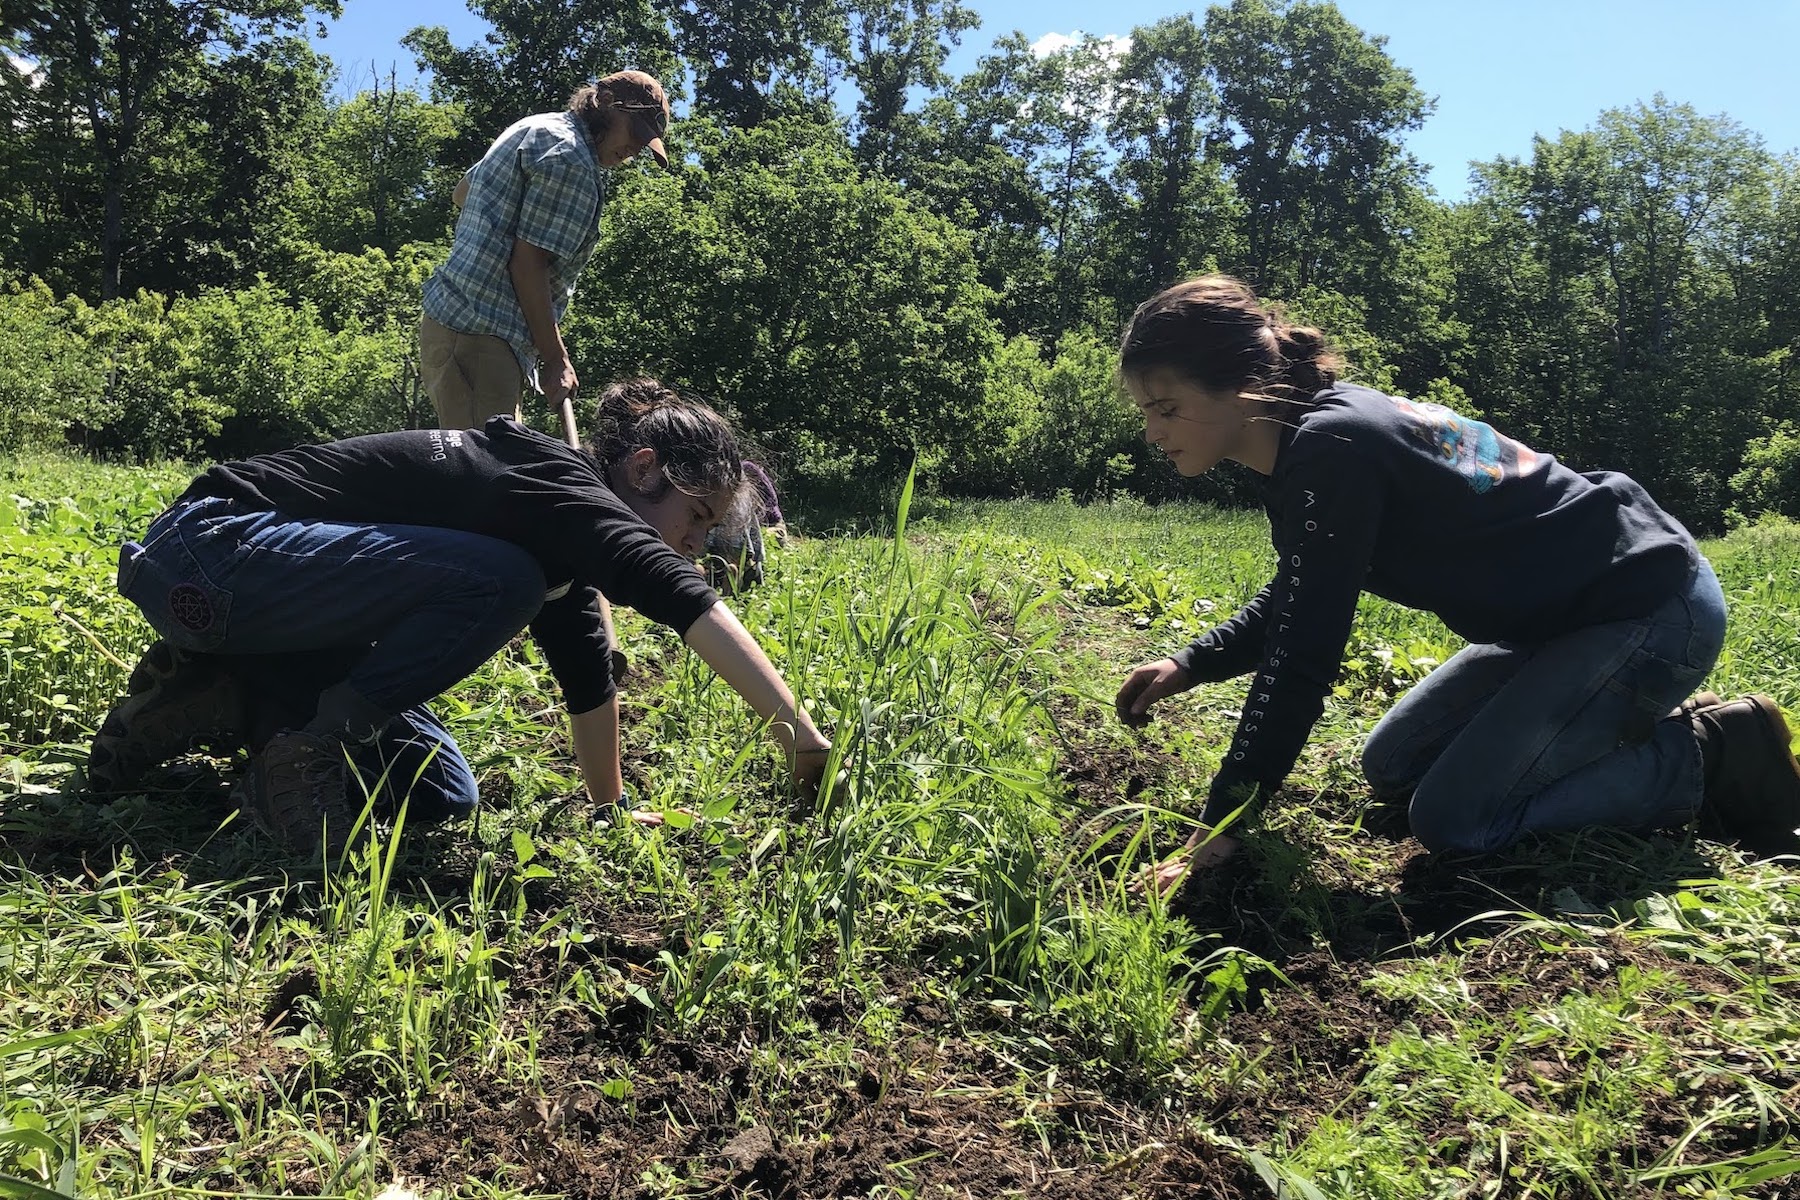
top-left (181, 416), bottom-right (718, 713)
top-left (1172, 383), bottom-right (1698, 826)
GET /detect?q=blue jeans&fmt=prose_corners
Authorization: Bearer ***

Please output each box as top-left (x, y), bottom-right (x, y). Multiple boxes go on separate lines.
top-left (118, 496), bottom-right (547, 819)
top-left (1361, 557), bottom-right (1727, 854)
top-left (226, 647), bottom-right (484, 822)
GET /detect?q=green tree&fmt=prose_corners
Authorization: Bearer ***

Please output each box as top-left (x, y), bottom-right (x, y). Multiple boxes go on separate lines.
top-left (5, 0), bottom-right (338, 298)
top-left (404, 0), bottom-right (673, 169)
top-left (1102, 14), bottom-right (1239, 321)
top-left (564, 117), bottom-right (998, 499)
top-left (893, 80), bottom-right (1051, 340)
top-left (665, 0), bottom-right (842, 127)
top-left (838, 0), bottom-right (978, 176)
top-left (1452, 99), bottom-right (1783, 528)
top-left (902, 32), bottom-right (1118, 342)
top-left (1760, 153), bottom-right (1800, 426)
top-left (0, 41), bottom-right (89, 294)
top-left (288, 75), bottom-right (464, 254)
top-left (1202, 0), bottom-right (1431, 296)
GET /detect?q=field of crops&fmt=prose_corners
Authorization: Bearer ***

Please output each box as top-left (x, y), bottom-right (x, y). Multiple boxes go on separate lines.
top-left (2, 453), bottom-right (1798, 1199)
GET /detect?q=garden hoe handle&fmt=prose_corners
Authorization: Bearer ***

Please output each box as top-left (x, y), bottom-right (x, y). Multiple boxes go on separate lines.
top-left (558, 395), bottom-right (581, 451)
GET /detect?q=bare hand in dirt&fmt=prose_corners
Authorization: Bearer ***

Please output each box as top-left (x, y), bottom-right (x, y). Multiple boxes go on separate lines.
top-left (1115, 658), bottom-right (1194, 728)
top-left (792, 744), bottom-right (832, 796)
top-left (1132, 827), bottom-right (1242, 896)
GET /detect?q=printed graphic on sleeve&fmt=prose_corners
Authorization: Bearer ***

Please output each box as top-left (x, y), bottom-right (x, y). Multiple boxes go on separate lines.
top-left (1391, 397), bottom-right (1539, 493)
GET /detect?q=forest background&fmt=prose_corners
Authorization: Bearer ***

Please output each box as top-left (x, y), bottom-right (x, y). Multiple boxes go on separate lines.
top-left (4, 0), bottom-right (1800, 532)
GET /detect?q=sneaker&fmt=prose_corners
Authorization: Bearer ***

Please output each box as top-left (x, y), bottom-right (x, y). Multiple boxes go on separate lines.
top-left (1691, 694), bottom-right (1800, 847)
top-left (232, 730), bottom-right (360, 856)
top-left (87, 641), bottom-right (247, 792)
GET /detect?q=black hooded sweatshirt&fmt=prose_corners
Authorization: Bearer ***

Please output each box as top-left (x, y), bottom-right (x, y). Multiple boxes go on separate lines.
top-left (182, 416), bottom-right (717, 713)
top-left (1172, 383), bottom-right (1698, 825)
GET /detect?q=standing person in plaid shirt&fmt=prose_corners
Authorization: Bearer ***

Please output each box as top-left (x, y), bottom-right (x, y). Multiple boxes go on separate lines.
top-left (417, 70), bottom-right (671, 427)
top-left (411, 72), bottom-right (669, 818)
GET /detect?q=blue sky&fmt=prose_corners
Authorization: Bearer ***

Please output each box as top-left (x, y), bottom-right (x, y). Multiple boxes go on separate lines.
top-left (312, 0), bottom-right (1800, 200)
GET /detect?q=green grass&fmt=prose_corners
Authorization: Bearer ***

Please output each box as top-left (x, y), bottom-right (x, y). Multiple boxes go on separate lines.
top-left (1, 453), bottom-right (1797, 1199)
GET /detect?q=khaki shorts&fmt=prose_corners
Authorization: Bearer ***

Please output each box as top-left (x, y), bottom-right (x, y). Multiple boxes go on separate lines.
top-left (417, 314), bottom-right (525, 429)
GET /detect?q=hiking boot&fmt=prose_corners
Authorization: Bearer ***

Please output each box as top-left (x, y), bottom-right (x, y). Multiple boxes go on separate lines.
top-left (87, 641), bottom-right (247, 792)
top-left (1691, 694), bottom-right (1800, 848)
top-left (232, 730), bottom-right (360, 857)
top-left (1670, 690), bottom-right (1724, 719)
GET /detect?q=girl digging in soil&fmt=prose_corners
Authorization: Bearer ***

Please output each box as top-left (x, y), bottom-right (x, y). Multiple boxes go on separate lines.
top-left (87, 380), bottom-right (830, 855)
top-left (1113, 274), bottom-right (1800, 893)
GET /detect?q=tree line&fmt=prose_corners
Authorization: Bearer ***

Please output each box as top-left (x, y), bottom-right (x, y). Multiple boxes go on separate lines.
top-left (3, 0), bottom-right (1798, 528)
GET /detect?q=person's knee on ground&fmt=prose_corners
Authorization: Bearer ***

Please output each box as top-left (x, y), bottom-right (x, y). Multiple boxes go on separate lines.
top-left (359, 707), bottom-right (480, 826)
top-left (1405, 781), bottom-right (1515, 856)
top-left (231, 555), bottom-right (540, 855)
top-left (1360, 721), bottom-right (1426, 806)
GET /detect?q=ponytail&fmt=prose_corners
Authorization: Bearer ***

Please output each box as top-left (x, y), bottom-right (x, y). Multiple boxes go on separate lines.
top-left (1271, 323), bottom-right (1338, 397)
top-left (589, 378), bottom-right (745, 508)
top-left (1119, 274), bottom-right (1342, 402)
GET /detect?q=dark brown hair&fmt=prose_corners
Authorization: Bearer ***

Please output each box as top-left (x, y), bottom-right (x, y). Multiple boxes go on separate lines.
top-left (568, 84), bottom-right (620, 147)
top-left (590, 378), bottom-right (749, 523)
top-left (1118, 274), bottom-right (1342, 401)
top-left (568, 71), bottom-right (668, 151)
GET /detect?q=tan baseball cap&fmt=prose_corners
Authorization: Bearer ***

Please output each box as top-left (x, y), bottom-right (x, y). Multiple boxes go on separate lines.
top-left (600, 69), bottom-right (670, 168)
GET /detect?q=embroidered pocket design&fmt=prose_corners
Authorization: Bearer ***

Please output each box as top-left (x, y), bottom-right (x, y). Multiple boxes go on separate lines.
top-left (168, 582), bottom-right (215, 632)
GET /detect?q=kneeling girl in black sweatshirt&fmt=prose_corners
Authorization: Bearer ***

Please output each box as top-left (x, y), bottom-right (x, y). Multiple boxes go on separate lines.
top-left (1113, 275), bottom-right (1799, 892)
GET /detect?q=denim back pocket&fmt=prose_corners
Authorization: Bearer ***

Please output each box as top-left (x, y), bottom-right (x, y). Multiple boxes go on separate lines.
top-left (117, 513), bottom-right (235, 652)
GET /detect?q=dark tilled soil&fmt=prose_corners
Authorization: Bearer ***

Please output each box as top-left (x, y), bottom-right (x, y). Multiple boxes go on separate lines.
top-left (384, 1005), bottom-right (1267, 1200)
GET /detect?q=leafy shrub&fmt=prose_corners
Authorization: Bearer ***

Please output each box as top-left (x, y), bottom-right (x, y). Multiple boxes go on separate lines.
top-left (566, 117), bottom-right (1000, 505)
top-left (282, 241), bottom-right (443, 335)
top-left (958, 331), bottom-right (1144, 499)
top-left (0, 277), bottom-right (89, 449)
top-left (3, 275), bottom-right (422, 460)
top-left (1730, 424), bottom-right (1800, 524)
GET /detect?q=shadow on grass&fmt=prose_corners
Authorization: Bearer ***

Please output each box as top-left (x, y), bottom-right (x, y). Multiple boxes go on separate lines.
top-left (1169, 802), bottom-right (1727, 969)
top-left (0, 746), bottom-right (476, 895)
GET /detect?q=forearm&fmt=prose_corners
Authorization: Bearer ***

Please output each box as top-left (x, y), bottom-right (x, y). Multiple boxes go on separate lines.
top-left (682, 603), bottom-right (829, 756)
top-left (507, 238), bottom-right (566, 366)
top-left (1174, 580), bottom-right (1274, 681)
top-left (569, 697), bottom-right (624, 805)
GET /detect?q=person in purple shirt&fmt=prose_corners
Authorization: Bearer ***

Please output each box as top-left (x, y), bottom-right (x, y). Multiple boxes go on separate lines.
top-left (703, 459), bottom-right (786, 595)
top-left (1112, 274), bottom-right (1800, 893)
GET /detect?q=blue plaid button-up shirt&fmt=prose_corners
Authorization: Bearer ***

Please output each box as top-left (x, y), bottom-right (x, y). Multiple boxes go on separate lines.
top-left (422, 112), bottom-right (609, 385)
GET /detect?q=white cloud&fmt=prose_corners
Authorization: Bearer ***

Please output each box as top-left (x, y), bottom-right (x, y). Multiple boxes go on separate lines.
top-left (5, 52), bottom-right (44, 89)
top-left (1029, 31), bottom-right (1132, 61)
